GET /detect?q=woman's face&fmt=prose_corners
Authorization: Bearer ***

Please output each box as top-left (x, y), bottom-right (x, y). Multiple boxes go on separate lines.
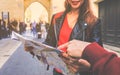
top-left (68, 0), bottom-right (84, 9)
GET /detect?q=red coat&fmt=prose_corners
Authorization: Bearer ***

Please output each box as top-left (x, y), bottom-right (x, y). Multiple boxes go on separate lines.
top-left (82, 42), bottom-right (120, 75)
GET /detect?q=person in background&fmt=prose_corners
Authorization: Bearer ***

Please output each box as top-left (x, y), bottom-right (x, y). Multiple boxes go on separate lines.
top-left (10, 19), bottom-right (18, 32)
top-left (0, 19), bottom-right (7, 38)
top-left (32, 21), bottom-right (37, 37)
top-left (44, 0), bottom-right (102, 75)
top-left (58, 40), bottom-right (120, 75)
top-left (0, 19), bottom-right (2, 39)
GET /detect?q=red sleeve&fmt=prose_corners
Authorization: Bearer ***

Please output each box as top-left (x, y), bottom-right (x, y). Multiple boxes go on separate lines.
top-left (82, 42), bottom-right (120, 75)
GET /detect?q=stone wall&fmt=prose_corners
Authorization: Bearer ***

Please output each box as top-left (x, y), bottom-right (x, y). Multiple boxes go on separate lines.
top-left (0, 0), bottom-right (24, 22)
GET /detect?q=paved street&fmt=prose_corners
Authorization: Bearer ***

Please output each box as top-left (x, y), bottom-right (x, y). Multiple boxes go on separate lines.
top-left (103, 44), bottom-right (120, 56)
top-left (0, 38), bottom-right (53, 75)
top-left (0, 31), bottom-right (53, 75)
top-left (0, 38), bottom-right (21, 69)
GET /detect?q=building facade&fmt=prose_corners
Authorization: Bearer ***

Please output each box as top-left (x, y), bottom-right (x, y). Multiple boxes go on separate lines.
top-left (99, 0), bottom-right (120, 47)
top-left (0, 0), bottom-right (99, 23)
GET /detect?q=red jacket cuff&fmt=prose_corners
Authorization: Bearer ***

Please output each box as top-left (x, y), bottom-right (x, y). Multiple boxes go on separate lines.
top-left (82, 42), bottom-right (108, 65)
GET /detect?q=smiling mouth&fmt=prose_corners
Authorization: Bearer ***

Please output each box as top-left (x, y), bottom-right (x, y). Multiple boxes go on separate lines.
top-left (71, 0), bottom-right (80, 3)
top-left (71, 0), bottom-right (80, 2)
top-left (71, 1), bottom-right (80, 5)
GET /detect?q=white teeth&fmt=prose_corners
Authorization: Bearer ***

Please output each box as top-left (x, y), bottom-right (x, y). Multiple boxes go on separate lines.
top-left (72, 0), bottom-right (80, 1)
top-left (72, 1), bottom-right (80, 2)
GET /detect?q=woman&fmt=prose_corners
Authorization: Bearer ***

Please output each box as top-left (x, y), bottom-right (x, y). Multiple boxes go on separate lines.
top-left (45, 0), bottom-right (102, 75)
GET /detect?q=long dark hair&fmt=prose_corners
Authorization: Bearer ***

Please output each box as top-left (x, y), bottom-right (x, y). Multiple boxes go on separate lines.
top-left (65, 0), bottom-right (97, 25)
top-left (64, 0), bottom-right (98, 39)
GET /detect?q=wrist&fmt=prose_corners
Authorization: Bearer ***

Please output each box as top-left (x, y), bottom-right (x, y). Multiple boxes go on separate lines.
top-left (81, 42), bottom-right (91, 52)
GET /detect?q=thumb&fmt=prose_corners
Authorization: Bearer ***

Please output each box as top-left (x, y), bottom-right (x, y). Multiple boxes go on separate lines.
top-left (78, 59), bottom-right (91, 67)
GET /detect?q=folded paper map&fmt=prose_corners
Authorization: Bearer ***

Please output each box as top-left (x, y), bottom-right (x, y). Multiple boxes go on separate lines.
top-left (11, 31), bottom-right (81, 75)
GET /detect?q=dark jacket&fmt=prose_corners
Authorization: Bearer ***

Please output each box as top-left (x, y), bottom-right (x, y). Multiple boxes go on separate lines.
top-left (45, 12), bottom-right (102, 47)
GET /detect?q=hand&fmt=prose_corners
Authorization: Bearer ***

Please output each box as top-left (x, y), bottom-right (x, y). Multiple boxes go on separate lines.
top-left (70, 58), bottom-right (90, 72)
top-left (58, 40), bottom-right (90, 57)
top-left (60, 53), bottom-right (91, 73)
top-left (78, 59), bottom-right (91, 72)
top-left (58, 40), bottom-right (91, 72)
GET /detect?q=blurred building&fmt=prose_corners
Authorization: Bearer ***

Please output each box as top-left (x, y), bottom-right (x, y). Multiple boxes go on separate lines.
top-left (0, 0), bottom-right (24, 22)
top-left (0, 0), bottom-right (100, 23)
top-left (99, 0), bottom-right (120, 47)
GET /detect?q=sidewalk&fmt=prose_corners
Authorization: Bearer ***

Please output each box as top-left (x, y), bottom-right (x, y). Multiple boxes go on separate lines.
top-left (0, 38), bottom-right (21, 69)
top-left (0, 38), bottom-right (53, 75)
top-left (104, 44), bottom-right (120, 56)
